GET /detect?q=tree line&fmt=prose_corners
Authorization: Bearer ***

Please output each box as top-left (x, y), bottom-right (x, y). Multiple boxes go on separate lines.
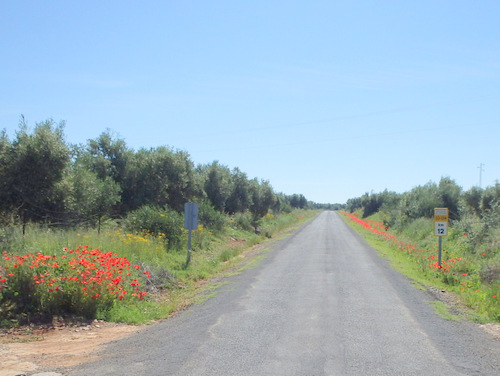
top-left (0, 119), bottom-right (313, 233)
top-left (345, 177), bottom-right (500, 244)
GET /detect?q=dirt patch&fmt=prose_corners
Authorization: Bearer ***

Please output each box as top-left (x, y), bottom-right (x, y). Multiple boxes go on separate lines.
top-left (0, 320), bottom-right (142, 376)
top-left (426, 286), bottom-right (476, 317)
top-left (481, 323), bottom-right (500, 341)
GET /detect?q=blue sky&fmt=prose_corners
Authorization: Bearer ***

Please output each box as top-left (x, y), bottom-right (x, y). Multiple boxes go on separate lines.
top-left (1, 1), bottom-right (499, 204)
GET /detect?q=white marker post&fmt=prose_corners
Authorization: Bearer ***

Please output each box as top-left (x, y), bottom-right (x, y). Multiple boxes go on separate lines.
top-left (184, 202), bottom-right (199, 267)
top-left (434, 208), bottom-right (449, 267)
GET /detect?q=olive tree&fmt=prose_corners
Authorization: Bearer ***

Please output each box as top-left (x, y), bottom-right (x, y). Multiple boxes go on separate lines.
top-left (3, 119), bottom-right (69, 230)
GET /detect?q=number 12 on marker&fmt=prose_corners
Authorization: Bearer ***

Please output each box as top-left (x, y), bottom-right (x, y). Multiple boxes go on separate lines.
top-left (435, 222), bottom-right (448, 236)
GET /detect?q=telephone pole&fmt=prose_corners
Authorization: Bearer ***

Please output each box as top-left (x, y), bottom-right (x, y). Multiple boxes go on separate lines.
top-left (478, 163), bottom-right (485, 188)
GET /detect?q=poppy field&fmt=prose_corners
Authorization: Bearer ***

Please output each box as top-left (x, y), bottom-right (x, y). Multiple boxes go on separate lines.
top-left (0, 246), bottom-right (151, 325)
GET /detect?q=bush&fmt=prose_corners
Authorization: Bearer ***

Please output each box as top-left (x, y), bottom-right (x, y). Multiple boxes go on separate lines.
top-left (232, 211), bottom-right (253, 231)
top-left (123, 206), bottom-right (183, 250)
top-left (480, 254), bottom-right (500, 284)
top-left (400, 217), bottom-right (433, 242)
top-left (197, 201), bottom-right (227, 233)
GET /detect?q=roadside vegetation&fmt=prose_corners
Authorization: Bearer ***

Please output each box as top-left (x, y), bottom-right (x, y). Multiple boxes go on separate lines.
top-left (342, 179), bottom-right (500, 323)
top-left (0, 118), bottom-right (324, 327)
top-left (0, 209), bottom-right (316, 327)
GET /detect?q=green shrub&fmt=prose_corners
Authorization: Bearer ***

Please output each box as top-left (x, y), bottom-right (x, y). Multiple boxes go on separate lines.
top-left (233, 211), bottom-right (253, 231)
top-left (401, 217), bottom-right (433, 242)
top-left (123, 205), bottom-right (183, 249)
top-left (197, 200), bottom-right (227, 233)
top-left (480, 253), bottom-right (500, 284)
top-left (218, 248), bottom-right (238, 262)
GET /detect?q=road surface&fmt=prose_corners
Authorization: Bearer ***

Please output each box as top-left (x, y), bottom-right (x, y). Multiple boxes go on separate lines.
top-left (67, 211), bottom-right (500, 375)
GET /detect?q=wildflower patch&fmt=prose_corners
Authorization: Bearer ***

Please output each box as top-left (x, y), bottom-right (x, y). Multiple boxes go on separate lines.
top-left (0, 246), bottom-right (151, 322)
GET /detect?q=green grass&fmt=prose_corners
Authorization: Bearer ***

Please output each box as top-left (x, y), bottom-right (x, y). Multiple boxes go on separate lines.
top-left (101, 299), bottom-right (174, 324)
top-left (429, 301), bottom-right (464, 321)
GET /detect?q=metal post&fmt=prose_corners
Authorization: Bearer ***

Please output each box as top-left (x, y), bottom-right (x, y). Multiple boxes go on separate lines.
top-left (186, 229), bottom-right (192, 267)
top-left (438, 236), bottom-right (442, 268)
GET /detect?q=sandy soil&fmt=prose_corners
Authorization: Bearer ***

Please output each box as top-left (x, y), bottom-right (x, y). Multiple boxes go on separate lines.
top-left (481, 322), bottom-right (500, 341)
top-left (0, 320), bottom-right (142, 376)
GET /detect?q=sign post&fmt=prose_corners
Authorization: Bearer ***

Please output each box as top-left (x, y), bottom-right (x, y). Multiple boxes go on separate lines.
top-left (184, 203), bottom-right (199, 267)
top-left (434, 208), bottom-right (449, 267)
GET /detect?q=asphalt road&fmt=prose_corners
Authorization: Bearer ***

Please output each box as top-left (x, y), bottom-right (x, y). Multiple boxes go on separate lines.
top-left (67, 211), bottom-right (500, 375)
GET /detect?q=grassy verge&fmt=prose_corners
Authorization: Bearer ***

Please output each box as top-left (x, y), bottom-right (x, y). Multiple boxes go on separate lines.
top-left (0, 209), bottom-right (318, 327)
top-left (340, 211), bottom-right (500, 323)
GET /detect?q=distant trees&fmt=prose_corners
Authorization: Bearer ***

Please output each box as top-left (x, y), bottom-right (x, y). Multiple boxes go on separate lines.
top-left (120, 147), bottom-right (171, 212)
top-left (58, 165), bottom-right (121, 231)
top-left (289, 194), bottom-right (308, 209)
top-left (0, 130), bottom-right (11, 218)
top-left (225, 168), bottom-right (252, 214)
top-left (399, 182), bottom-right (441, 221)
top-left (462, 186), bottom-right (483, 217)
top-left (346, 190), bottom-right (399, 218)
top-left (479, 183), bottom-right (500, 214)
top-left (125, 147), bottom-right (199, 212)
top-left (0, 119), bottom-right (311, 233)
top-left (345, 177), bottom-right (500, 236)
top-left (203, 161), bottom-right (232, 212)
top-left (85, 131), bottom-right (131, 182)
top-left (438, 177), bottom-right (462, 220)
top-left (249, 179), bottom-right (276, 218)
